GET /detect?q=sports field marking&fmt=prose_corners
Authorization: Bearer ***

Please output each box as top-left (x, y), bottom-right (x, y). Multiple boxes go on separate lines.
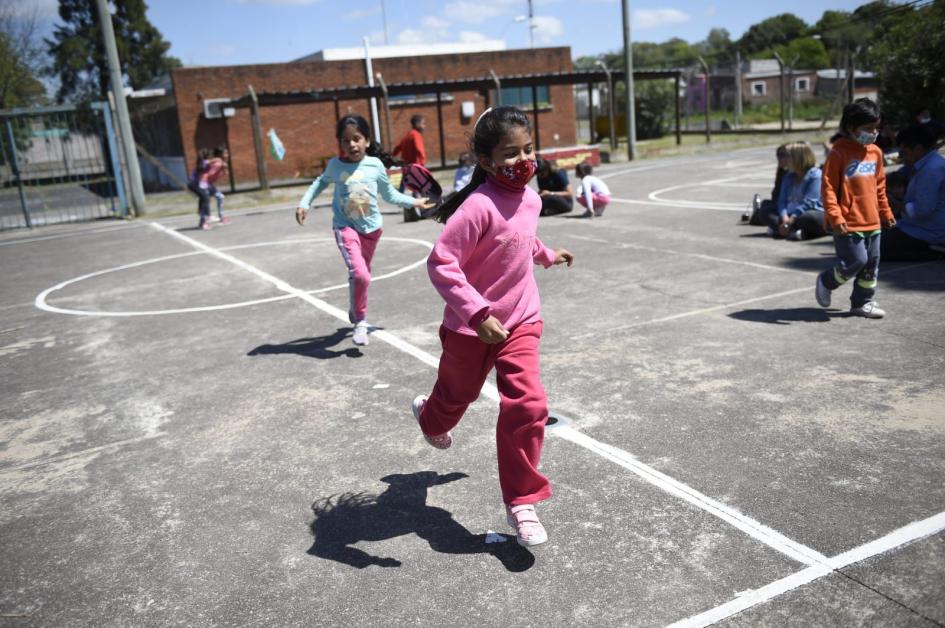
top-left (34, 236), bottom-right (432, 317)
top-left (611, 197), bottom-right (746, 212)
top-left (668, 509), bottom-right (945, 628)
top-left (647, 173), bottom-right (762, 210)
top-left (143, 220), bottom-right (833, 570)
top-left (566, 233), bottom-right (809, 275)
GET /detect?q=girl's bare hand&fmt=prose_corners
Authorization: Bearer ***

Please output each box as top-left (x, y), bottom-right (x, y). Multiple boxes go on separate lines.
top-left (476, 316), bottom-right (509, 344)
top-left (554, 248), bottom-right (574, 266)
top-left (295, 207), bottom-right (307, 226)
top-left (835, 222), bottom-right (849, 235)
top-left (414, 197), bottom-right (436, 210)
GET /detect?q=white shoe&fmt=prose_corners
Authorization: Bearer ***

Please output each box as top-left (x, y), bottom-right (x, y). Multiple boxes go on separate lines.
top-left (788, 229), bottom-right (802, 241)
top-left (815, 275), bottom-right (831, 308)
top-left (412, 395), bottom-right (452, 449)
top-left (506, 504), bottom-right (548, 547)
top-left (352, 320), bottom-right (370, 345)
top-left (850, 301), bottom-right (885, 318)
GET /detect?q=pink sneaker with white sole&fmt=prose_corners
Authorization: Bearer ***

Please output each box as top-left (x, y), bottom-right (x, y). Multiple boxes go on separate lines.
top-left (412, 395), bottom-right (452, 449)
top-left (506, 504), bottom-right (548, 547)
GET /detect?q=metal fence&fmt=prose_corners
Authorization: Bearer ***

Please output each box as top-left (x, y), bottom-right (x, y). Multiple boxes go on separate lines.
top-left (0, 103), bottom-right (127, 231)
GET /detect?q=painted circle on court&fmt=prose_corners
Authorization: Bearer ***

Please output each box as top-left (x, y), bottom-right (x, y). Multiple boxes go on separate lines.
top-left (35, 237), bottom-right (432, 317)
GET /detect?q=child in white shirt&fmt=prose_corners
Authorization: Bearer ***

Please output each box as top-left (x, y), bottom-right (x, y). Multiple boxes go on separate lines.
top-left (575, 161), bottom-right (611, 217)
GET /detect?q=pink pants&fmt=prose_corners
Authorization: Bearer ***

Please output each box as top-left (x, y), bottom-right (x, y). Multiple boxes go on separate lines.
top-left (578, 193), bottom-right (611, 216)
top-left (419, 321), bottom-right (551, 506)
top-left (334, 227), bottom-right (381, 323)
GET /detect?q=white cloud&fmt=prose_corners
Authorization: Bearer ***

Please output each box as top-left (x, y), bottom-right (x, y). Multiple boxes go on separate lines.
top-left (442, 1), bottom-right (504, 24)
top-left (396, 29), bottom-right (426, 45)
top-left (422, 16), bottom-right (451, 29)
top-left (633, 8), bottom-right (690, 30)
top-left (458, 31), bottom-right (490, 43)
top-left (531, 15), bottom-right (564, 44)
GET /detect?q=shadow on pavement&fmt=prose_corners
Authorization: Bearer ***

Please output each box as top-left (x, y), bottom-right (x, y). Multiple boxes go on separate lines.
top-left (307, 471), bottom-right (534, 572)
top-left (247, 328), bottom-right (362, 359)
top-left (728, 307), bottom-right (848, 325)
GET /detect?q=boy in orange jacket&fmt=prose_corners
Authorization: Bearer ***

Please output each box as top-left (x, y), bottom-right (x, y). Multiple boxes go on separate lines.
top-left (815, 98), bottom-right (896, 318)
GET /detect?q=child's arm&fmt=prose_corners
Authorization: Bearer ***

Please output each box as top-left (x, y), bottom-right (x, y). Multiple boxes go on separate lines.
top-left (821, 151), bottom-right (847, 232)
top-left (531, 237), bottom-right (573, 267)
top-left (295, 170), bottom-right (332, 226)
top-left (874, 156), bottom-right (896, 227)
top-left (376, 163), bottom-right (430, 209)
top-left (581, 182), bottom-right (593, 211)
top-left (427, 207), bottom-right (491, 329)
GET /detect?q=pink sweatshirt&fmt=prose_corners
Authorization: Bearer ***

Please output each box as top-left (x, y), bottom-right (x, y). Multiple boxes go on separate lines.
top-left (427, 179), bottom-right (558, 336)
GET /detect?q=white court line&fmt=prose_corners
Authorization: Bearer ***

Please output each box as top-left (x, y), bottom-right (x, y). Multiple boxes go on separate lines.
top-left (35, 236), bottom-right (432, 317)
top-left (0, 222), bottom-right (141, 247)
top-left (611, 197), bottom-right (746, 212)
top-left (146, 220), bottom-right (829, 570)
top-left (566, 234), bottom-right (808, 276)
top-left (647, 173), bottom-right (762, 209)
top-left (668, 509), bottom-right (945, 628)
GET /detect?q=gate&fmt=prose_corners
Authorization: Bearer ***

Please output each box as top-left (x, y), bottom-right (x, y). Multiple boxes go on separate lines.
top-left (0, 102), bottom-right (127, 230)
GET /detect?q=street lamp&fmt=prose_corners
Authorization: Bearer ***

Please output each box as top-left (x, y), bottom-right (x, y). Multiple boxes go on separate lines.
top-left (595, 59), bottom-right (617, 151)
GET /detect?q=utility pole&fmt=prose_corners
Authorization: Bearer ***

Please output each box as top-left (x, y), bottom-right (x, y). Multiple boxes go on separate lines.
top-left (527, 0), bottom-right (534, 48)
top-left (773, 51), bottom-right (786, 133)
top-left (94, 0), bottom-right (145, 216)
top-left (621, 0), bottom-right (637, 160)
top-left (380, 0), bottom-right (389, 45)
top-left (596, 59), bottom-right (617, 152)
top-left (734, 51), bottom-right (743, 129)
top-left (698, 56), bottom-right (711, 143)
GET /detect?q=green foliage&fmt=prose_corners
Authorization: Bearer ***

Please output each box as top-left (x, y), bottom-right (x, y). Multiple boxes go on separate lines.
top-left (633, 80), bottom-right (675, 139)
top-left (737, 13), bottom-right (809, 55)
top-left (871, 0), bottom-right (945, 127)
top-left (769, 37), bottom-right (830, 70)
top-left (0, 32), bottom-right (46, 109)
top-left (46, 0), bottom-right (181, 103)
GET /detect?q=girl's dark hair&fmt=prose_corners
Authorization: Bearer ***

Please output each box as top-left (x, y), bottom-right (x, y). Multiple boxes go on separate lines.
top-left (840, 98), bottom-right (881, 134)
top-left (212, 145), bottom-right (226, 157)
top-left (335, 114), bottom-right (398, 168)
top-left (433, 106), bottom-right (531, 223)
top-left (575, 161), bottom-right (593, 178)
top-left (196, 147), bottom-right (210, 167)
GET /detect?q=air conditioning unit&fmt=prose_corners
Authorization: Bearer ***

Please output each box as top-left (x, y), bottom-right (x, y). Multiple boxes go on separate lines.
top-left (203, 98), bottom-right (234, 119)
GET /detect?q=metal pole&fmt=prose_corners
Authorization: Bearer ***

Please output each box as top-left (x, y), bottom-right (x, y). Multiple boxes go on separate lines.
top-left (381, 0), bottom-right (389, 45)
top-left (4, 118), bottom-right (31, 228)
top-left (788, 56), bottom-right (799, 131)
top-left (95, 0), bottom-right (145, 216)
top-left (375, 72), bottom-right (392, 149)
top-left (91, 101), bottom-right (128, 216)
top-left (532, 84), bottom-right (541, 153)
top-left (698, 56), bottom-right (710, 143)
top-left (848, 47), bottom-right (857, 104)
top-left (674, 72), bottom-right (681, 145)
top-left (620, 0), bottom-right (637, 160)
top-left (247, 85), bottom-right (269, 190)
top-left (596, 60), bottom-right (616, 151)
top-left (773, 51), bottom-right (785, 133)
top-left (436, 91), bottom-right (446, 168)
top-left (734, 51), bottom-right (743, 129)
top-left (489, 70), bottom-right (502, 105)
top-left (363, 37), bottom-right (381, 144)
top-left (587, 83), bottom-right (594, 144)
top-left (528, 0), bottom-right (534, 48)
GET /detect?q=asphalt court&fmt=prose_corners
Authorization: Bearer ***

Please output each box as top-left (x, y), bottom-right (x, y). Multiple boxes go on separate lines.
top-left (2, 146), bottom-right (944, 626)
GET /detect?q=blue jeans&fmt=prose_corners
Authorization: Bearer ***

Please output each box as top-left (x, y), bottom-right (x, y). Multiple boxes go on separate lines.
top-left (819, 232), bottom-right (881, 307)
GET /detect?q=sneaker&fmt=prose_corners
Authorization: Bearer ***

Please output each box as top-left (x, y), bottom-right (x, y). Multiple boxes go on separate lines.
top-left (352, 320), bottom-right (370, 346)
top-left (219, 217), bottom-right (231, 225)
top-left (412, 395), bottom-right (452, 449)
top-left (506, 504), bottom-right (548, 547)
top-left (850, 301), bottom-right (885, 318)
top-left (815, 275), bottom-right (831, 308)
top-left (209, 215), bottom-right (220, 223)
top-left (787, 229), bottom-right (803, 241)
top-left (200, 222), bottom-right (212, 231)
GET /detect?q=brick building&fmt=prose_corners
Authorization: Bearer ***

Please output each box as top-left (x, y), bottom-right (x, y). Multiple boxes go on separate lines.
top-left (171, 45), bottom-right (577, 187)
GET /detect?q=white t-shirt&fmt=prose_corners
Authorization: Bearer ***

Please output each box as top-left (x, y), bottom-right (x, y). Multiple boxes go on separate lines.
top-left (577, 175), bottom-right (610, 207)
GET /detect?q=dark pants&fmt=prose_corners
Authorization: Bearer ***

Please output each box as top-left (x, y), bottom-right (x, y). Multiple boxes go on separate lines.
top-left (792, 210), bottom-right (828, 240)
top-left (880, 226), bottom-right (943, 261)
top-left (819, 232), bottom-right (881, 308)
top-left (540, 194), bottom-right (573, 216)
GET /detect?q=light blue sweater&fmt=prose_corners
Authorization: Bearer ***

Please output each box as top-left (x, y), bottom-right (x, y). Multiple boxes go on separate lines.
top-left (298, 156), bottom-right (416, 233)
top-left (777, 167), bottom-right (823, 219)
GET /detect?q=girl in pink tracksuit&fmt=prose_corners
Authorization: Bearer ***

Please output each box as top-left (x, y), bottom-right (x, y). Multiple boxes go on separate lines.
top-left (411, 107), bottom-right (574, 547)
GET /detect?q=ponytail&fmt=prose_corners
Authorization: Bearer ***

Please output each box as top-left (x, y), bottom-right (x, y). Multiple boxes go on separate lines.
top-left (434, 164), bottom-right (487, 223)
top-left (367, 142), bottom-right (399, 169)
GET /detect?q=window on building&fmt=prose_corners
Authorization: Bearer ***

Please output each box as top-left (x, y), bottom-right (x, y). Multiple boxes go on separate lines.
top-left (795, 77), bottom-right (810, 92)
top-left (751, 81), bottom-right (766, 97)
top-left (495, 86), bottom-right (551, 108)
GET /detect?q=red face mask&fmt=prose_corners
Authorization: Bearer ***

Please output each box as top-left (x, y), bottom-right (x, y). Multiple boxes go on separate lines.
top-left (490, 158), bottom-right (537, 191)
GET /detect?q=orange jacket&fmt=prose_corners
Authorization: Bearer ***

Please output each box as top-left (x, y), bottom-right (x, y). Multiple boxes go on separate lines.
top-left (392, 128), bottom-right (426, 166)
top-left (821, 137), bottom-right (894, 232)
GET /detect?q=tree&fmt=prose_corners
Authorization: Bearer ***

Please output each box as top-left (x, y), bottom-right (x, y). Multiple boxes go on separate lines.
top-left (770, 37), bottom-right (830, 70)
top-left (46, 0), bottom-right (180, 103)
top-left (871, 0), bottom-right (945, 127)
top-left (0, 0), bottom-right (47, 108)
top-left (737, 13), bottom-right (808, 55)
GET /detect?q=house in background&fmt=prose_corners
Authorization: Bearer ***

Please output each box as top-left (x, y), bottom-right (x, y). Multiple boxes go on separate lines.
top-left (741, 59), bottom-right (819, 107)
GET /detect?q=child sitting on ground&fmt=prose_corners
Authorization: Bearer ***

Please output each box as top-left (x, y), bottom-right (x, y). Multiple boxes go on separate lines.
top-left (575, 161), bottom-right (611, 217)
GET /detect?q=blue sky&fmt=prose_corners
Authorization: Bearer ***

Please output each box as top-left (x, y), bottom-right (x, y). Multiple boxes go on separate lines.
top-left (31, 0), bottom-right (871, 66)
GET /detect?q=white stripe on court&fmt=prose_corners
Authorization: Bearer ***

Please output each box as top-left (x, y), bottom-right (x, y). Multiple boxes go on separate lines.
top-left (667, 509), bottom-right (945, 628)
top-left (611, 197), bottom-right (746, 212)
top-left (147, 220), bottom-right (829, 570)
top-left (565, 233), bottom-right (808, 275)
top-left (34, 236), bottom-right (431, 317)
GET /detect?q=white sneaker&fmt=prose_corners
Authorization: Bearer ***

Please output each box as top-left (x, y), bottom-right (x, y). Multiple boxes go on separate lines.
top-left (815, 275), bottom-right (831, 308)
top-left (506, 504), bottom-right (548, 547)
top-left (850, 301), bottom-right (885, 318)
top-left (412, 395), bottom-right (452, 449)
top-left (788, 229), bottom-right (802, 241)
top-left (352, 320), bottom-right (370, 345)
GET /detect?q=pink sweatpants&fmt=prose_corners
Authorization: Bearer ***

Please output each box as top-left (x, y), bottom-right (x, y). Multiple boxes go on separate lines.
top-left (334, 227), bottom-right (381, 323)
top-left (419, 321), bottom-right (551, 506)
top-left (578, 192), bottom-right (611, 216)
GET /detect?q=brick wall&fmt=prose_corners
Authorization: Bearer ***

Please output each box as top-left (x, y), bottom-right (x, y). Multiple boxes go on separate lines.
top-left (172, 47), bottom-right (577, 186)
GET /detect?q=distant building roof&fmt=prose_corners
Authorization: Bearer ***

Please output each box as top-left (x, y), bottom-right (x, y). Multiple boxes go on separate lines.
top-left (294, 40), bottom-right (507, 62)
top-left (816, 69), bottom-right (875, 79)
